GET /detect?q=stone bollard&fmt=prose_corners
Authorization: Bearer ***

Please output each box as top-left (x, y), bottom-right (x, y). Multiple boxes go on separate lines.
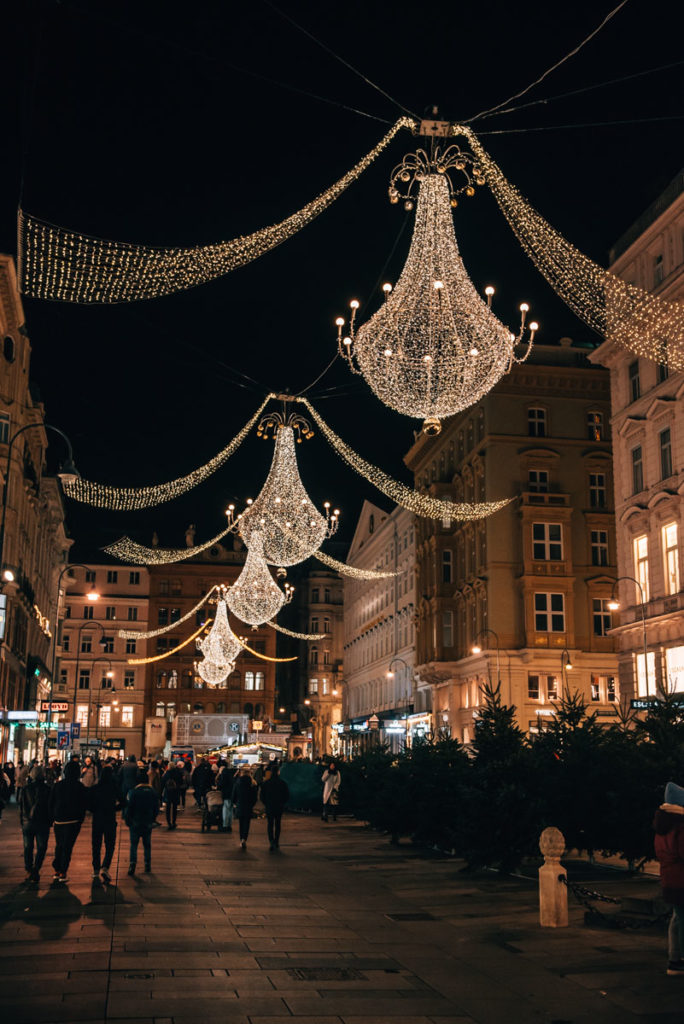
top-left (539, 826), bottom-right (568, 928)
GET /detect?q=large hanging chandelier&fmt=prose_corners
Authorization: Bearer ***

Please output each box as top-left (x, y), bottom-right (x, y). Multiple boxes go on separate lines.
top-left (227, 529), bottom-right (294, 626)
top-left (238, 413), bottom-right (339, 566)
top-left (194, 590), bottom-right (243, 686)
top-left (337, 144), bottom-right (538, 436)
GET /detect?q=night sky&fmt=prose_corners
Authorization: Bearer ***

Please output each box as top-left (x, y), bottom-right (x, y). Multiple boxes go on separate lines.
top-left (1, 0), bottom-right (682, 559)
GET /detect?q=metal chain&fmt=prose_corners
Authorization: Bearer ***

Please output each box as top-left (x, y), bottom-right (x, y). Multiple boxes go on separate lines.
top-left (559, 875), bottom-right (671, 930)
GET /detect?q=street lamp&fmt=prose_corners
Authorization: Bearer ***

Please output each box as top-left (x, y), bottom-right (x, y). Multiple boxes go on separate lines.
top-left (608, 575), bottom-right (650, 697)
top-left (86, 657), bottom-right (113, 747)
top-left (0, 422), bottom-right (79, 582)
top-left (71, 621), bottom-right (107, 750)
top-left (44, 563), bottom-right (100, 763)
top-left (560, 648), bottom-right (573, 694)
top-left (471, 628), bottom-right (501, 690)
top-left (387, 656), bottom-right (415, 747)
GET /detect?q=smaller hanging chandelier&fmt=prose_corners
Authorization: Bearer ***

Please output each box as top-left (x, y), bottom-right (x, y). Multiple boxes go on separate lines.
top-left (227, 530), bottom-right (294, 626)
top-left (194, 589), bottom-right (243, 686)
top-left (336, 143), bottom-right (538, 436)
top-left (239, 412), bottom-right (339, 566)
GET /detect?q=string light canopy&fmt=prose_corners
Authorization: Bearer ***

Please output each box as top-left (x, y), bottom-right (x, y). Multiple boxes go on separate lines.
top-left (266, 621), bottom-right (330, 641)
top-left (314, 550), bottom-right (403, 580)
top-left (296, 397), bottom-right (510, 521)
top-left (127, 620), bottom-right (211, 665)
top-left (337, 146), bottom-right (537, 435)
top-left (104, 525), bottom-right (234, 565)
top-left (119, 587), bottom-right (216, 639)
top-left (226, 530), bottom-right (294, 626)
top-left (18, 118), bottom-right (415, 304)
top-left (239, 415), bottom-right (339, 566)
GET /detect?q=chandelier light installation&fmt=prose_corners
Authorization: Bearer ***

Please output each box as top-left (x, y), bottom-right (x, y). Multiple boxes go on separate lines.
top-left (195, 590), bottom-right (243, 685)
top-left (337, 143), bottom-right (537, 436)
top-left (238, 412), bottom-right (339, 566)
top-left (227, 530), bottom-right (294, 626)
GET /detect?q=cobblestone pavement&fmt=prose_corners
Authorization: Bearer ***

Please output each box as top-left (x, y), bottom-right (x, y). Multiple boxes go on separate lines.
top-left (0, 801), bottom-right (679, 1023)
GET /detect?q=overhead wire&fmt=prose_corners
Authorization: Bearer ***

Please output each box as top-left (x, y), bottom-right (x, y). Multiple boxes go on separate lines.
top-left (465, 0), bottom-right (630, 123)
top-left (474, 113), bottom-right (684, 135)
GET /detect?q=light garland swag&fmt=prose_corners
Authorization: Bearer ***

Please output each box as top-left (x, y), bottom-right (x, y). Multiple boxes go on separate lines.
top-left (66, 395), bottom-right (272, 510)
top-left (314, 550), bottom-right (403, 579)
top-left (127, 620), bottom-right (211, 664)
top-left (18, 118), bottom-right (414, 304)
top-left (454, 125), bottom-right (684, 370)
top-left (296, 397), bottom-right (510, 520)
top-left (266, 621), bottom-right (330, 640)
top-left (104, 524), bottom-right (234, 564)
top-left (118, 587), bottom-right (216, 639)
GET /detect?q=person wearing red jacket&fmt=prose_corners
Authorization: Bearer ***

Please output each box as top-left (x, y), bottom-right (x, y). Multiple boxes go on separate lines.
top-left (654, 781), bottom-right (684, 976)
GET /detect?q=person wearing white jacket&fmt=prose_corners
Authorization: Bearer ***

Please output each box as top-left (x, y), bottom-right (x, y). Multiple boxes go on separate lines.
top-left (321, 763), bottom-right (341, 823)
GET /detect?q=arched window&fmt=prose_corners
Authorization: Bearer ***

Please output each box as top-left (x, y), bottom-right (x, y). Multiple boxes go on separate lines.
top-left (193, 702), bottom-right (203, 713)
top-left (166, 703), bottom-right (176, 721)
top-left (254, 703), bottom-right (264, 718)
top-left (155, 702), bottom-right (165, 717)
top-left (156, 671), bottom-right (166, 689)
top-left (3, 336), bottom-right (15, 363)
top-left (255, 671), bottom-right (265, 690)
top-left (587, 410), bottom-right (604, 441)
top-left (245, 671), bottom-right (255, 690)
top-left (244, 702), bottom-right (254, 717)
top-left (310, 647), bottom-right (318, 666)
top-left (442, 549), bottom-right (453, 584)
top-left (168, 669), bottom-right (178, 689)
top-left (216, 701), bottom-right (225, 713)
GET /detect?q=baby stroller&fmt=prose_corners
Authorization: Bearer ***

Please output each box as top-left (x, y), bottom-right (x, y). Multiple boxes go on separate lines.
top-left (201, 789), bottom-right (223, 832)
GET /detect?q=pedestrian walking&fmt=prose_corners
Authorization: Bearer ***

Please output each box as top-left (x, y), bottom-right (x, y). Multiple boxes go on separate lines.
top-left (321, 762), bottom-right (341, 822)
top-left (260, 764), bottom-right (289, 851)
top-left (232, 768), bottom-right (257, 849)
top-left (654, 780), bottom-right (684, 976)
top-left (192, 758), bottom-right (212, 808)
top-left (19, 765), bottom-right (52, 882)
top-left (217, 759), bottom-right (235, 832)
top-left (3, 761), bottom-right (15, 800)
top-left (161, 761), bottom-right (183, 829)
top-left (0, 765), bottom-right (10, 821)
top-left (124, 770), bottom-right (160, 875)
top-left (80, 755), bottom-right (99, 788)
top-left (148, 761), bottom-right (163, 803)
top-left (49, 760), bottom-right (88, 882)
top-left (88, 765), bottom-right (118, 881)
top-left (178, 760), bottom-right (189, 809)
top-left (15, 760), bottom-right (29, 805)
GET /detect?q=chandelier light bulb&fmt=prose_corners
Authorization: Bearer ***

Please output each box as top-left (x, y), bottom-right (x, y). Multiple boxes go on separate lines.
top-left (433, 280), bottom-right (444, 290)
top-left (470, 347), bottom-right (479, 356)
top-left (350, 299), bottom-right (360, 309)
top-left (384, 348), bottom-right (393, 356)
top-left (520, 302), bottom-right (529, 313)
top-left (485, 286), bottom-right (495, 296)
top-left (335, 317), bottom-right (345, 327)
top-left (382, 283), bottom-right (392, 294)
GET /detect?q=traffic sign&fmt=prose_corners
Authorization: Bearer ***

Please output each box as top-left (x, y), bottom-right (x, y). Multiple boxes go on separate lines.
top-left (70, 723), bottom-right (81, 739)
top-left (57, 730), bottom-right (70, 749)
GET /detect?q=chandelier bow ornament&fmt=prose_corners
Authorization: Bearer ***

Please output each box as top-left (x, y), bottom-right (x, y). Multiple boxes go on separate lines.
top-left (238, 416), bottom-right (339, 566)
top-left (226, 530), bottom-right (294, 626)
top-left (337, 145), bottom-right (537, 435)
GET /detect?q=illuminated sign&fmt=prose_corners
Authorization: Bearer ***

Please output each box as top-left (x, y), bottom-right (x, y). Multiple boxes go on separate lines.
top-left (41, 701), bottom-right (69, 713)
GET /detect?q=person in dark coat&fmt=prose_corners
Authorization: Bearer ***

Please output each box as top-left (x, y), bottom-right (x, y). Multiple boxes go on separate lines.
top-left (19, 765), bottom-right (52, 882)
top-left (88, 765), bottom-right (118, 881)
top-left (654, 780), bottom-right (684, 976)
top-left (161, 762), bottom-right (183, 829)
top-left (120, 755), bottom-right (139, 804)
top-left (260, 764), bottom-right (289, 851)
top-left (124, 770), bottom-right (160, 875)
top-left (49, 760), bottom-right (88, 882)
top-left (217, 760), bottom-right (235, 832)
top-left (232, 769), bottom-right (257, 849)
top-left (192, 758), bottom-right (213, 808)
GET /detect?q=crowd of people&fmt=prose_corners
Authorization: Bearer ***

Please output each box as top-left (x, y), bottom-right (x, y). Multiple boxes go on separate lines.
top-left (0, 753), bottom-right (346, 882)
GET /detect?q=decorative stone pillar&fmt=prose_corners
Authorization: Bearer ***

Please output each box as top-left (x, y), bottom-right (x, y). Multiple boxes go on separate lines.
top-left (539, 826), bottom-right (568, 928)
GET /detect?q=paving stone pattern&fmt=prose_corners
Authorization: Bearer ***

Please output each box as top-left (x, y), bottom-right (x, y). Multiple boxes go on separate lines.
top-left (0, 801), bottom-right (679, 1023)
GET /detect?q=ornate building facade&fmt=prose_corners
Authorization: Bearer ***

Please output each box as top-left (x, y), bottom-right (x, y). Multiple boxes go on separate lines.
top-left (591, 170), bottom-right (684, 701)
top-left (298, 565), bottom-right (344, 758)
top-left (0, 254), bottom-right (70, 762)
top-left (404, 339), bottom-right (619, 741)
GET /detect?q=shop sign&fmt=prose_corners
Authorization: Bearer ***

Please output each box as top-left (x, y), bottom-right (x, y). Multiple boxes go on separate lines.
top-left (5, 710), bottom-right (39, 722)
top-left (41, 701), bottom-right (69, 713)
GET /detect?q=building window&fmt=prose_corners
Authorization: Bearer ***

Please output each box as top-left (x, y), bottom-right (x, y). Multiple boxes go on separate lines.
top-left (310, 647), bottom-right (318, 666)
top-left (660, 428), bottom-right (673, 479)
top-left (156, 638), bottom-right (168, 654)
top-left (3, 336), bottom-right (15, 362)
top-left (62, 634), bottom-right (70, 652)
top-left (124, 670), bottom-right (135, 689)
top-left (528, 407), bottom-right (547, 437)
top-left (309, 678), bottom-right (318, 694)
top-left (590, 529), bottom-right (609, 566)
top-left (607, 676), bottom-right (618, 702)
top-left (633, 534), bottom-right (650, 603)
top-left (105, 606), bottom-right (116, 620)
top-left (653, 252), bottom-right (664, 286)
top-left (106, 570), bottom-right (118, 584)
top-left (127, 607), bottom-right (138, 621)
top-left (83, 604), bottom-right (94, 620)
top-left (129, 571), bottom-right (140, 585)
top-left (65, 605), bottom-right (72, 619)
top-left (155, 702), bottom-right (165, 717)
top-left (311, 617), bottom-right (319, 633)
top-left (628, 361), bottom-right (641, 402)
top-left (324, 588), bottom-right (331, 603)
top-left (255, 671), bottom-right (264, 690)
top-left (76, 705), bottom-right (89, 727)
top-left (658, 361), bottom-right (669, 383)
top-left (311, 588), bottom-right (319, 603)
top-left (534, 593), bottom-right (565, 632)
top-left (322, 650), bottom-right (330, 666)
top-left (636, 652), bottom-right (656, 697)
top-left (662, 523), bottom-right (680, 596)
top-left (125, 638), bottom-right (136, 655)
top-left (159, 580), bottom-right (169, 595)
top-left (102, 637), bottom-right (114, 654)
top-left (0, 414), bottom-right (9, 444)
top-left (587, 411), bottom-right (604, 441)
top-left (166, 703), bottom-right (176, 721)
top-left (245, 671), bottom-right (255, 691)
top-left (322, 679), bottom-right (330, 695)
top-left (528, 674), bottom-right (540, 700)
top-left (591, 676), bottom-right (601, 702)
top-left (323, 616), bottom-right (330, 633)
top-left (631, 446), bottom-right (644, 493)
top-left (80, 636), bottom-right (92, 654)
top-left (547, 675), bottom-right (559, 700)
top-left (442, 549), bottom-right (453, 583)
top-left (589, 473), bottom-right (607, 508)
top-left (532, 523), bottom-right (563, 561)
top-left (85, 570), bottom-right (96, 584)
top-left (442, 610), bottom-right (453, 648)
top-left (78, 669), bottom-right (91, 691)
top-left (99, 706), bottom-right (111, 728)
top-left (369, 514), bottom-right (375, 534)
top-left (121, 706), bottom-right (134, 727)
top-left (528, 469), bottom-right (549, 493)
top-left (158, 607), bottom-right (168, 626)
top-left (170, 607), bottom-right (181, 623)
top-left (593, 598), bottom-right (612, 637)
top-left (168, 669), bottom-right (177, 689)
top-left (156, 671), bottom-right (167, 689)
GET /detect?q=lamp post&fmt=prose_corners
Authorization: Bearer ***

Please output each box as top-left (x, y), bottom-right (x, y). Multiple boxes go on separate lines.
top-left (608, 575), bottom-right (650, 697)
top-left (560, 648), bottom-right (573, 695)
top-left (43, 563), bottom-right (99, 763)
top-left (86, 658), bottom-right (113, 749)
top-left (71, 620), bottom-right (107, 751)
top-left (0, 422), bottom-right (79, 581)
top-left (386, 656), bottom-right (415, 748)
top-left (471, 628), bottom-right (501, 690)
